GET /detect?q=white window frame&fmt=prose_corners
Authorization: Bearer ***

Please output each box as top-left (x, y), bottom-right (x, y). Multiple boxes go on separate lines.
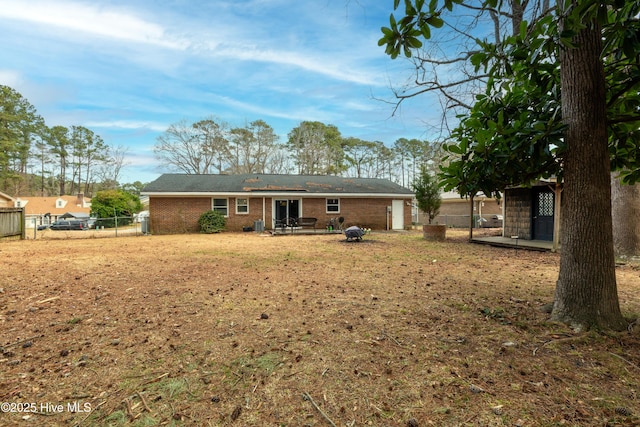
top-left (326, 198), bottom-right (340, 213)
top-left (236, 197), bottom-right (249, 214)
top-left (212, 198), bottom-right (229, 217)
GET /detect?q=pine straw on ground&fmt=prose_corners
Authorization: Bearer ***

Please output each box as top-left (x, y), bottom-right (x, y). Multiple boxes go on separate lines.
top-left (1, 229), bottom-right (639, 427)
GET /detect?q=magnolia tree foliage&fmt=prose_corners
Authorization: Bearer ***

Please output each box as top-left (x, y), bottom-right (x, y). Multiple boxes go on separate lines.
top-left (380, 0), bottom-right (640, 331)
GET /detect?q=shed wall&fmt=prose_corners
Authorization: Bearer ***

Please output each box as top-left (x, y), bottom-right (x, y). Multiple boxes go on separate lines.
top-left (504, 188), bottom-right (532, 239)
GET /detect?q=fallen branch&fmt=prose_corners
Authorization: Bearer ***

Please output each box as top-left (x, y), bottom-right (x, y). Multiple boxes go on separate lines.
top-left (302, 392), bottom-right (336, 427)
top-left (533, 335), bottom-right (582, 356)
top-left (141, 372), bottom-right (169, 386)
top-left (250, 325), bottom-right (272, 339)
top-left (0, 335), bottom-right (42, 352)
top-left (37, 296), bottom-right (60, 304)
top-left (137, 391), bottom-right (152, 413)
top-left (609, 352), bottom-right (640, 371)
top-left (381, 330), bottom-right (408, 348)
top-left (123, 398), bottom-right (133, 420)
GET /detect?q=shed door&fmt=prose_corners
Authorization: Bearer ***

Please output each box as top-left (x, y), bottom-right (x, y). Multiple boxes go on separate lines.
top-left (532, 189), bottom-right (554, 241)
top-left (392, 199), bottom-right (404, 230)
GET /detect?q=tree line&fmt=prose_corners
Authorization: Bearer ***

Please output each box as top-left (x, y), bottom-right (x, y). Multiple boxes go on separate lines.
top-left (153, 117), bottom-right (441, 188)
top-left (1, 83), bottom-right (443, 198)
top-left (0, 85), bottom-right (129, 197)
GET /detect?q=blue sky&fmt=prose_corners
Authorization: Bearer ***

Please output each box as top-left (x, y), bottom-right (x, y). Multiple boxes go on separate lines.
top-left (1, 0), bottom-right (441, 184)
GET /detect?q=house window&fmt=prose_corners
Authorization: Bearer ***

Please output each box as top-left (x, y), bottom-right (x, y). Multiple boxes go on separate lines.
top-left (212, 198), bottom-right (228, 216)
top-left (326, 198), bottom-right (340, 213)
top-left (236, 198), bottom-right (249, 214)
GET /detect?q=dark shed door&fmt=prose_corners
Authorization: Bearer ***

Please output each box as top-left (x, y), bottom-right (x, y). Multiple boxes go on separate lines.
top-left (532, 188), bottom-right (554, 241)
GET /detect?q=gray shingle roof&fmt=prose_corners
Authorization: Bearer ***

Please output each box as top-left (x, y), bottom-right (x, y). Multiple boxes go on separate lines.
top-left (142, 174), bottom-right (413, 196)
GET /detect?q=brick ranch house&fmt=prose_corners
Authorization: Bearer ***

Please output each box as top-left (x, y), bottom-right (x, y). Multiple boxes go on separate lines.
top-left (141, 174), bottom-right (414, 234)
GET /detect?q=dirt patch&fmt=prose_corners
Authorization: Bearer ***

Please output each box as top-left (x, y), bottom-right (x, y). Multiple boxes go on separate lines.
top-left (1, 230), bottom-right (639, 426)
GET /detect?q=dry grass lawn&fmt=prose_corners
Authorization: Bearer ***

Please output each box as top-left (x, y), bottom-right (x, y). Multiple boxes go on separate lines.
top-left (1, 229), bottom-right (639, 426)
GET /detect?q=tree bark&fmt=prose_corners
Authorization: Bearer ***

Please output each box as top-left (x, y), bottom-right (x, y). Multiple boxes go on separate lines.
top-left (552, 16), bottom-right (626, 330)
top-left (611, 173), bottom-right (640, 257)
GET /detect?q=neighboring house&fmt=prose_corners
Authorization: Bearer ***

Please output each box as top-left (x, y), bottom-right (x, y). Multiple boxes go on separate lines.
top-left (59, 212), bottom-right (91, 220)
top-left (14, 194), bottom-right (92, 228)
top-left (141, 174), bottom-right (414, 234)
top-left (0, 191), bottom-right (14, 207)
top-left (422, 191), bottom-right (503, 228)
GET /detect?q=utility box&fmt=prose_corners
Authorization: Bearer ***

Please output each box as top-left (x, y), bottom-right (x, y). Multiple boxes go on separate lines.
top-left (141, 217), bottom-right (150, 234)
top-left (253, 219), bottom-right (264, 232)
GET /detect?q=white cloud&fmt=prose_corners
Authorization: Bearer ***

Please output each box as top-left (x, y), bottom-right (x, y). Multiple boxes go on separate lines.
top-left (85, 120), bottom-right (167, 133)
top-left (212, 45), bottom-right (381, 87)
top-left (1, 1), bottom-right (384, 87)
top-left (0, 69), bottom-right (22, 87)
top-left (0, 0), bottom-right (188, 49)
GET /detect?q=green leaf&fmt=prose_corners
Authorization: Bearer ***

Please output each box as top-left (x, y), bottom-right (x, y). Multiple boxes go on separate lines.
top-left (390, 13), bottom-right (399, 30)
top-left (407, 36), bottom-right (423, 48)
top-left (426, 16), bottom-right (444, 28)
top-left (444, 0), bottom-right (454, 11)
top-left (380, 26), bottom-right (394, 37)
top-left (470, 52), bottom-right (486, 68)
top-left (421, 24), bottom-right (431, 39)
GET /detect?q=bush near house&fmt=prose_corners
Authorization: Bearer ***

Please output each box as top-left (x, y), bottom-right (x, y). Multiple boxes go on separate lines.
top-left (198, 210), bottom-right (226, 233)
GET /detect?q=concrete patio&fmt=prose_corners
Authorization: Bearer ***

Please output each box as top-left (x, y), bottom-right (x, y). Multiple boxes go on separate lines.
top-left (471, 235), bottom-right (558, 252)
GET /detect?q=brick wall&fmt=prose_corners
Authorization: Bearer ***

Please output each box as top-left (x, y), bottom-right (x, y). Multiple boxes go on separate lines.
top-left (225, 197), bottom-right (270, 231)
top-left (149, 197), bottom-right (212, 234)
top-left (338, 198), bottom-right (406, 230)
top-left (149, 196), bottom-right (412, 234)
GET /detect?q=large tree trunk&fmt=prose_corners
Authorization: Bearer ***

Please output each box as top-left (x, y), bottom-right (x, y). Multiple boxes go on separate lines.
top-left (611, 173), bottom-right (640, 257)
top-left (552, 15), bottom-right (626, 331)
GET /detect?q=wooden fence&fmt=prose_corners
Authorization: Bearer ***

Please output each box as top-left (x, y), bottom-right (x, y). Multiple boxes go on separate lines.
top-left (0, 207), bottom-right (25, 240)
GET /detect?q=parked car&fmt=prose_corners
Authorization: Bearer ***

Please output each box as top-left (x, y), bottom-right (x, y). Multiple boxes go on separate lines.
top-left (37, 224), bottom-right (50, 230)
top-left (478, 214), bottom-right (503, 228)
top-left (49, 220), bottom-right (88, 230)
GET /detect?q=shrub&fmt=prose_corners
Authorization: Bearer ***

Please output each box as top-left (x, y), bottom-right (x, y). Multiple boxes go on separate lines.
top-left (90, 189), bottom-right (143, 228)
top-left (413, 165), bottom-right (442, 224)
top-left (198, 210), bottom-right (226, 233)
